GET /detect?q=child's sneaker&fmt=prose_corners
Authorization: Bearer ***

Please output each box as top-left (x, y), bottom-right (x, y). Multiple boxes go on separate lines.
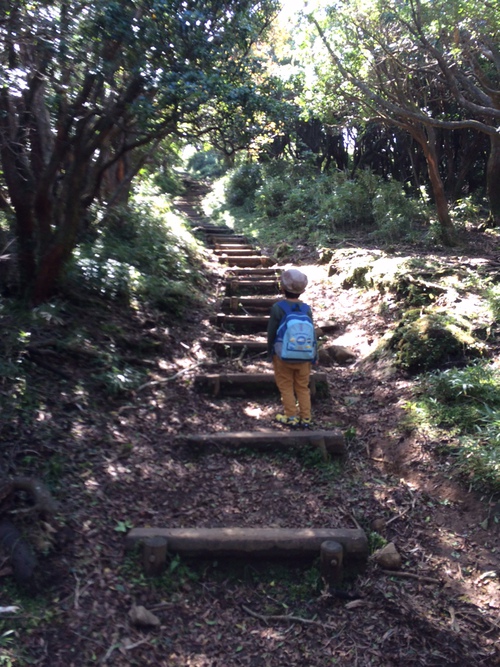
top-left (275, 414), bottom-right (300, 428)
top-left (300, 418), bottom-right (313, 429)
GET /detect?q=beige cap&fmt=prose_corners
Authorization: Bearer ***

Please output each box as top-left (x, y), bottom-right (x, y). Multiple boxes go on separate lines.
top-left (281, 268), bottom-right (308, 294)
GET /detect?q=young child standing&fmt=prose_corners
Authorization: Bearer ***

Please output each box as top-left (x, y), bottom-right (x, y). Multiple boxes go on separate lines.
top-left (267, 268), bottom-right (316, 429)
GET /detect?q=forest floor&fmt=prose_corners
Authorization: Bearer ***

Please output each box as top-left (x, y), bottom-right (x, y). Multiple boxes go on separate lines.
top-left (1, 215), bottom-right (500, 666)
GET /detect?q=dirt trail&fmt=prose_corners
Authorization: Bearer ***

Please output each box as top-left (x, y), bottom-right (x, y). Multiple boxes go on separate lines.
top-left (2, 182), bottom-right (500, 666)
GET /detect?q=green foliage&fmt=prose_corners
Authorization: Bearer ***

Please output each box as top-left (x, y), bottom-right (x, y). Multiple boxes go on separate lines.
top-left (368, 531), bottom-right (387, 554)
top-left (450, 197), bottom-right (487, 228)
top-left (371, 179), bottom-right (426, 242)
top-left (225, 163), bottom-right (263, 208)
top-left (96, 365), bottom-right (145, 396)
top-left (69, 182), bottom-right (205, 315)
top-left (210, 162), bottom-right (427, 246)
top-left (1, 0), bottom-right (281, 300)
top-left (412, 362), bottom-right (500, 491)
top-left (187, 149), bottom-right (227, 180)
top-left (388, 308), bottom-right (483, 372)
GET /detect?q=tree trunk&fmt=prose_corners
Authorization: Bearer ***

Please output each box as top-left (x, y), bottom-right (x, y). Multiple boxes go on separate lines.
top-left (486, 134), bottom-right (500, 227)
top-left (32, 165), bottom-right (86, 304)
top-left (411, 125), bottom-right (455, 245)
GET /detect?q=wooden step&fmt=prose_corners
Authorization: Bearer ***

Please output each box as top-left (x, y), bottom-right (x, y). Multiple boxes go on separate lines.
top-left (178, 429), bottom-right (345, 456)
top-left (220, 296), bottom-right (278, 314)
top-left (202, 338), bottom-right (267, 356)
top-left (224, 279), bottom-right (279, 296)
top-left (219, 256), bottom-right (275, 268)
top-left (197, 226), bottom-right (234, 234)
top-left (210, 313), bottom-right (269, 333)
top-left (214, 248), bottom-right (262, 257)
top-left (194, 372), bottom-right (328, 397)
top-left (225, 268), bottom-right (281, 277)
top-left (213, 243), bottom-right (255, 251)
top-left (126, 527), bottom-right (368, 563)
top-left (209, 236), bottom-right (251, 244)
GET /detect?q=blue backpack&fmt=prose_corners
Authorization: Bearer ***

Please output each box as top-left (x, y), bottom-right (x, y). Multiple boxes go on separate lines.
top-left (274, 300), bottom-right (317, 362)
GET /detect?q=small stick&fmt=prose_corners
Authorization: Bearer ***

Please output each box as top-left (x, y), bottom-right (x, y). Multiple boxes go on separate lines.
top-left (137, 361), bottom-right (207, 391)
top-left (386, 509), bottom-right (409, 526)
top-left (381, 570), bottom-right (441, 584)
top-left (242, 604), bottom-right (344, 633)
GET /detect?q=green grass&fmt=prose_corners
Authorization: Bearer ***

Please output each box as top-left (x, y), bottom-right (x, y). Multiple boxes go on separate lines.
top-left (408, 361), bottom-right (500, 492)
top-left (203, 162), bottom-right (429, 248)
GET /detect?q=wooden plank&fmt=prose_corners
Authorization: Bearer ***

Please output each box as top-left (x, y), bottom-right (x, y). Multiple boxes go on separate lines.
top-left (224, 280), bottom-right (280, 296)
top-left (198, 372), bottom-right (327, 383)
top-left (219, 297), bottom-right (278, 315)
top-left (214, 249), bottom-right (262, 257)
top-left (126, 527), bottom-right (369, 561)
top-left (213, 244), bottom-right (255, 250)
top-left (225, 268), bottom-right (281, 276)
top-left (196, 226), bottom-right (233, 233)
top-left (219, 256), bottom-right (274, 268)
top-left (201, 338), bottom-right (267, 356)
top-left (194, 372), bottom-right (328, 398)
top-left (179, 429), bottom-right (345, 455)
top-left (208, 235), bottom-right (250, 243)
top-left (220, 297), bottom-right (277, 308)
top-left (211, 313), bottom-right (269, 331)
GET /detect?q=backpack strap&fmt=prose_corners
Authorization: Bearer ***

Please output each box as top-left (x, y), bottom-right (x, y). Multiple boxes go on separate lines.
top-left (278, 300), bottom-right (305, 315)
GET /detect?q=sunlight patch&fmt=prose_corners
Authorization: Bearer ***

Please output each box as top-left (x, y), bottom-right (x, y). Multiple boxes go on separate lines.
top-left (244, 405), bottom-right (264, 418)
top-left (106, 462), bottom-right (131, 478)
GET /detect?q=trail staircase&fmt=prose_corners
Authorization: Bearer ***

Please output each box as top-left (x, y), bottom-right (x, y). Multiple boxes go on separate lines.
top-left (127, 181), bottom-right (368, 582)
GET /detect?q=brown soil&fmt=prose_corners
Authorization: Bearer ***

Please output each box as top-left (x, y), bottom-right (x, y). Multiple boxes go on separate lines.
top-left (1, 198), bottom-right (499, 666)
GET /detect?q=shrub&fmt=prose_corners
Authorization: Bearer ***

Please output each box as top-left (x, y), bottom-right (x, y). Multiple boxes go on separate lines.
top-left (187, 150), bottom-right (227, 180)
top-left (225, 163), bottom-right (263, 208)
top-left (372, 179), bottom-right (427, 242)
top-left (414, 362), bottom-right (500, 491)
top-left (68, 180), bottom-right (205, 314)
top-left (388, 308), bottom-right (484, 372)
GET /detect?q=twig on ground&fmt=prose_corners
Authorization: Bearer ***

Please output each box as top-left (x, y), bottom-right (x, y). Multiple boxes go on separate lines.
top-left (241, 604), bottom-right (345, 634)
top-left (386, 509), bottom-right (409, 526)
top-left (123, 638), bottom-right (151, 651)
top-left (137, 361), bottom-right (207, 392)
top-left (380, 570), bottom-right (441, 584)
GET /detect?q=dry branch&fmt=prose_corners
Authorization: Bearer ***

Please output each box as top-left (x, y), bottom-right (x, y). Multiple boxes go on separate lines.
top-left (0, 477), bottom-right (58, 516)
top-left (381, 570), bottom-right (441, 584)
top-left (242, 604), bottom-right (346, 634)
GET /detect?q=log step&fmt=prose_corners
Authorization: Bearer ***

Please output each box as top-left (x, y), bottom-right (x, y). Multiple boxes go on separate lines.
top-left (220, 297), bottom-right (278, 314)
top-left (197, 226), bottom-right (234, 234)
top-left (126, 527), bottom-right (369, 563)
top-left (194, 372), bottom-right (328, 397)
top-left (210, 313), bottom-right (269, 332)
top-left (218, 256), bottom-right (275, 268)
top-left (208, 235), bottom-right (250, 244)
top-left (214, 248), bottom-right (262, 257)
top-left (224, 281), bottom-right (279, 298)
top-left (226, 268), bottom-right (281, 277)
top-left (178, 429), bottom-right (345, 456)
top-left (213, 243), bottom-right (255, 251)
top-left (202, 338), bottom-right (267, 356)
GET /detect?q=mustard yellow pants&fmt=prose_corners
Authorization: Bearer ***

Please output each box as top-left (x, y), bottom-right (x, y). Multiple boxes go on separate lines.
top-left (272, 355), bottom-right (312, 419)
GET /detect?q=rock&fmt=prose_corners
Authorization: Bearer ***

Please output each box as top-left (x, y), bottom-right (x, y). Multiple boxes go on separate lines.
top-left (318, 345), bottom-right (356, 365)
top-left (315, 320), bottom-right (339, 335)
top-left (128, 605), bottom-right (161, 628)
top-left (373, 542), bottom-right (402, 570)
top-left (318, 248), bottom-right (335, 264)
top-left (371, 518), bottom-right (386, 532)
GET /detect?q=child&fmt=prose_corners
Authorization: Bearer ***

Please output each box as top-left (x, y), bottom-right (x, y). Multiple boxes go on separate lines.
top-left (267, 268), bottom-right (316, 429)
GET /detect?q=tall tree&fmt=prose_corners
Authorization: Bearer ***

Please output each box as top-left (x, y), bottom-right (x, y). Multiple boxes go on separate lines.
top-left (305, 0), bottom-right (499, 241)
top-left (0, 0), bottom-right (279, 302)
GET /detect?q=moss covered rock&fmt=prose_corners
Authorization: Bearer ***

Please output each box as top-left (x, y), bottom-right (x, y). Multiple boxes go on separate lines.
top-left (388, 309), bottom-right (485, 373)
